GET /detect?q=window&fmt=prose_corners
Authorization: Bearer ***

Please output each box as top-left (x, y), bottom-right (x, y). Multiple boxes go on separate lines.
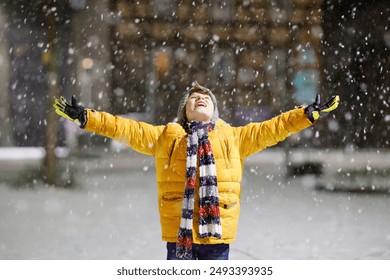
top-left (268, 0), bottom-right (291, 24)
top-left (209, 48), bottom-right (235, 87)
top-left (211, 0), bottom-right (234, 21)
top-left (152, 0), bottom-right (174, 17)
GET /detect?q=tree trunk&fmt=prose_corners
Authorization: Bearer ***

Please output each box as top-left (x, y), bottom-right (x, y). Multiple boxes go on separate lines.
top-left (43, 1), bottom-right (59, 186)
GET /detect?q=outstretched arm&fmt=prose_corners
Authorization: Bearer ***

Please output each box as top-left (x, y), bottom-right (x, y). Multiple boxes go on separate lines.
top-left (238, 94), bottom-right (340, 158)
top-left (85, 109), bottom-right (163, 155)
top-left (53, 96), bottom-right (163, 156)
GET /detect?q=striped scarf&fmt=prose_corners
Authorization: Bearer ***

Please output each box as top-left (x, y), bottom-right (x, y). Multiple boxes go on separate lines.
top-left (176, 121), bottom-right (222, 259)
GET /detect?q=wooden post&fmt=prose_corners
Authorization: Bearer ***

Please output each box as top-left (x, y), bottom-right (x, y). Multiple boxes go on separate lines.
top-left (43, 1), bottom-right (60, 186)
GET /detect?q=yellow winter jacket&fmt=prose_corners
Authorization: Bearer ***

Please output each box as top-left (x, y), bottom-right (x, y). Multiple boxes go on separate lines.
top-left (84, 107), bottom-right (312, 244)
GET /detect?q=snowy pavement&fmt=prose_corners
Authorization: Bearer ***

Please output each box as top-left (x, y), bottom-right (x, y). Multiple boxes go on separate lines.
top-left (0, 150), bottom-right (390, 260)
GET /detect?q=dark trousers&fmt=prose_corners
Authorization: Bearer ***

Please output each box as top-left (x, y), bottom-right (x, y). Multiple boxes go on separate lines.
top-left (166, 242), bottom-right (229, 260)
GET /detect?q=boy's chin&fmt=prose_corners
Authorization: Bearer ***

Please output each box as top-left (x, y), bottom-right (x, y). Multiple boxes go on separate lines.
top-left (188, 115), bottom-right (212, 123)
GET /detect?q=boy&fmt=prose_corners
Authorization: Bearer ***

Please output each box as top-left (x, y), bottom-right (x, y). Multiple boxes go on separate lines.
top-left (54, 82), bottom-right (339, 260)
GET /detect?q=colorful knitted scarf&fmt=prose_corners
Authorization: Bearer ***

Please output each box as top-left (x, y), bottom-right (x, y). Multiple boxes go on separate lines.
top-left (176, 121), bottom-right (222, 259)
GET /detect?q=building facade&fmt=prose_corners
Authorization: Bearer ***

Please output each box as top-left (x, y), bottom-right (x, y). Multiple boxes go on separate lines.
top-left (0, 0), bottom-right (389, 149)
top-left (112, 0), bottom-right (325, 127)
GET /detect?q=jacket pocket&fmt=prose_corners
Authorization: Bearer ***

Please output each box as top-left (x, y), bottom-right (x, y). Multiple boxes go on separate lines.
top-left (221, 201), bottom-right (238, 209)
top-left (219, 192), bottom-right (239, 210)
top-left (160, 192), bottom-right (183, 219)
top-left (162, 192), bottom-right (183, 201)
top-left (218, 192), bottom-right (240, 240)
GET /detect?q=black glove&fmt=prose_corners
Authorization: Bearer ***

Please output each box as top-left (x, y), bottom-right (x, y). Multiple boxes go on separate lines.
top-left (53, 95), bottom-right (87, 128)
top-left (305, 93), bottom-right (340, 123)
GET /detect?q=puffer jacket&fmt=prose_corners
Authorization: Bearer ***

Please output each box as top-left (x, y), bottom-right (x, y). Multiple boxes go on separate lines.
top-left (84, 107), bottom-right (312, 244)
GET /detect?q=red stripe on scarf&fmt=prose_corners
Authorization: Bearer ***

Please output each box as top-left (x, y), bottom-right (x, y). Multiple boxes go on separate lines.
top-left (177, 236), bottom-right (192, 248)
top-left (199, 205), bottom-right (220, 217)
top-left (185, 177), bottom-right (196, 188)
top-left (198, 142), bottom-right (212, 157)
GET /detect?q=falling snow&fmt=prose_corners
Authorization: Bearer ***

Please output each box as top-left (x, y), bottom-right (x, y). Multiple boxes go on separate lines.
top-left (0, 0), bottom-right (389, 262)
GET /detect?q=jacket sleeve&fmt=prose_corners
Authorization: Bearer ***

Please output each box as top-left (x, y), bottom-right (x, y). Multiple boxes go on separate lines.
top-left (83, 109), bottom-right (163, 156)
top-left (238, 107), bottom-right (313, 158)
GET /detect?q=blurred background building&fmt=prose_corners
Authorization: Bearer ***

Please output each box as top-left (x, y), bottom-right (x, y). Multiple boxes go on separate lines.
top-left (0, 0), bottom-right (389, 149)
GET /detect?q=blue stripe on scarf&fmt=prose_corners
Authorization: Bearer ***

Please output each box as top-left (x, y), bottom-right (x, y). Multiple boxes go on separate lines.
top-left (199, 195), bottom-right (219, 206)
top-left (199, 176), bottom-right (217, 187)
top-left (187, 144), bottom-right (198, 156)
top-left (199, 216), bottom-right (222, 226)
top-left (181, 209), bottom-right (194, 219)
top-left (178, 228), bottom-right (193, 238)
top-left (183, 188), bottom-right (194, 198)
top-left (186, 166), bottom-right (197, 178)
top-left (199, 154), bottom-right (215, 165)
top-left (199, 136), bottom-right (209, 145)
top-left (199, 232), bottom-right (222, 238)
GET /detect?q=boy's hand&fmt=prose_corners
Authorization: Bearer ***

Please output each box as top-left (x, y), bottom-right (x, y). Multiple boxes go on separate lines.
top-left (53, 95), bottom-right (87, 128)
top-left (305, 93), bottom-right (340, 123)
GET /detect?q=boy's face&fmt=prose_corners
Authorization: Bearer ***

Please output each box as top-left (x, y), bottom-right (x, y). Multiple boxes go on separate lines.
top-left (185, 91), bottom-right (214, 123)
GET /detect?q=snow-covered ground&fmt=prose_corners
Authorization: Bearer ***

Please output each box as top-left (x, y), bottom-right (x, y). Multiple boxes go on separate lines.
top-left (0, 149), bottom-right (389, 260)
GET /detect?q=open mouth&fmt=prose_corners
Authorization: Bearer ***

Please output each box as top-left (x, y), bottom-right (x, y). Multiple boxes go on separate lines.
top-left (196, 102), bottom-right (207, 107)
